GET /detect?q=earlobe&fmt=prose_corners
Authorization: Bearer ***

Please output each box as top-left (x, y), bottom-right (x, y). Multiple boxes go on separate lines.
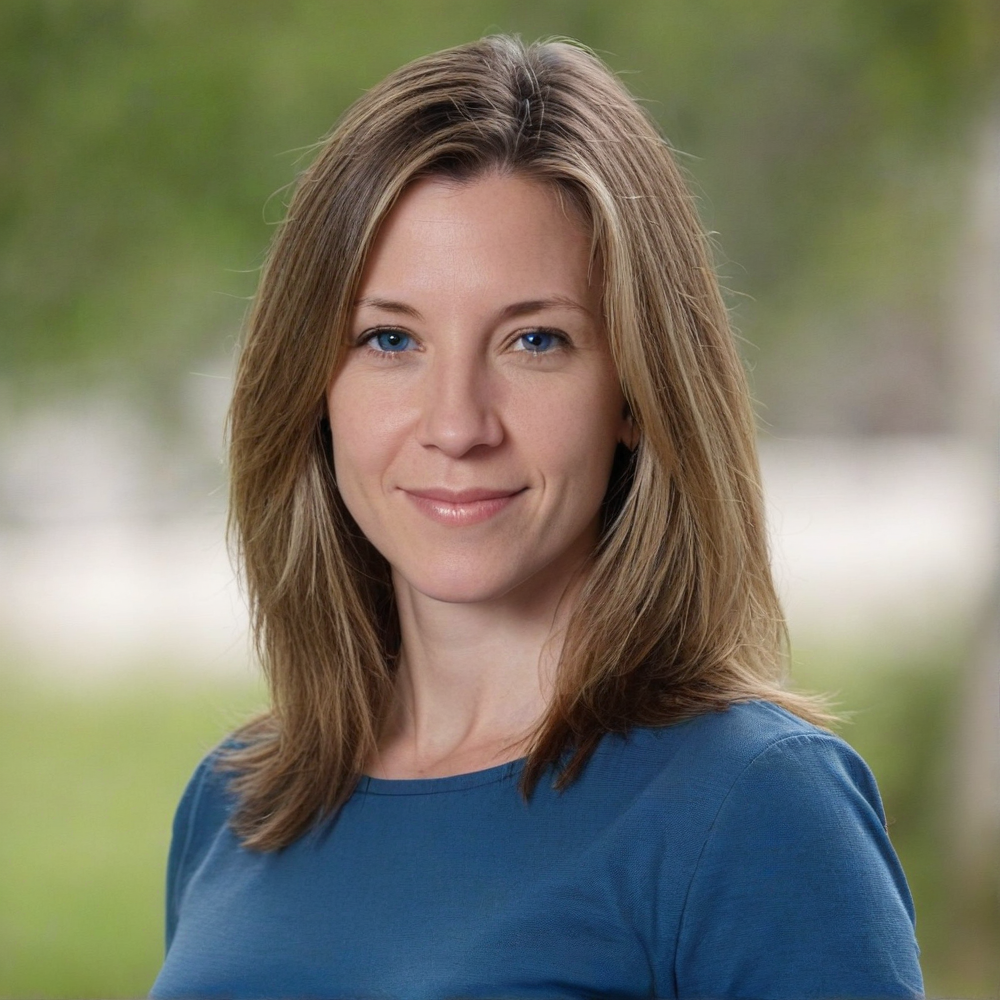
top-left (620, 428), bottom-right (640, 452)
top-left (620, 405), bottom-right (640, 451)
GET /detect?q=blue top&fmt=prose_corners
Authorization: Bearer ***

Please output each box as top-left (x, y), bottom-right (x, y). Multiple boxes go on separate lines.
top-left (151, 701), bottom-right (923, 999)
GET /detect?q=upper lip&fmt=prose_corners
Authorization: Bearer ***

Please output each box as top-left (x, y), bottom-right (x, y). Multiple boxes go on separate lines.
top-left (403, 487), bottom-right (524, 503)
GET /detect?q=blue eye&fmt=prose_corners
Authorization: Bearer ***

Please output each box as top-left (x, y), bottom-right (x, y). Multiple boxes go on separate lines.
top-left (518, 330), bottom-right (561, 353)
top-left (369, 329), bottom-right (412, 352)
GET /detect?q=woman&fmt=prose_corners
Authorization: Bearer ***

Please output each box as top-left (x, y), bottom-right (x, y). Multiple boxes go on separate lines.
top-left (152, 36), bottom-right (923, 1000)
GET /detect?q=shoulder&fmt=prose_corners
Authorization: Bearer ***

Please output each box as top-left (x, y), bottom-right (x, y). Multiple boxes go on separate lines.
top-left (585, 702), bottom-right (903, 907)
top-left (171, 744), bottom-right (239, 848)
top-left (635, 702), bottom-right (924, 998)
top-left (662, 697), bottom-right (844, 751)
top-left (164, 745), bottom-right (239, 946)
top-left (621, 699), bottom-right (877, 810)
top-left (660, 701), bottom-right (900, 883)
top-left (663, 701), bottom-right (899, 895)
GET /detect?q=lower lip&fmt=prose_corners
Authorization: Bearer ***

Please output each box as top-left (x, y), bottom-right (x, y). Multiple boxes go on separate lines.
top-left (403, 491), bottom-right (521, 526)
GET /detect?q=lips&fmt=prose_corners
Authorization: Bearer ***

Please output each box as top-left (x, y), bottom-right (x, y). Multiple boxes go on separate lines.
top-left (402, 486), bottom-right (525, 525)
top-left (406, 487), bottom-right (522, 503)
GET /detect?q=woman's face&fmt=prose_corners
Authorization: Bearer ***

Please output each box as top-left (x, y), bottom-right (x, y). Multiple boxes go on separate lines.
top-left (327, 172), bottom-right (631, 607)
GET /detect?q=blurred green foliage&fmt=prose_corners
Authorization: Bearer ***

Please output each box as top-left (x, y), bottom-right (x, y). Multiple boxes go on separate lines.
top-left (3, 7), bottom-right (997, 998)
top-left (1, 649), bottom-right (996, 998)
top-left (0, 670), bottom-right (266, 999)
top-left (2, 0), bottom-right (998, 414)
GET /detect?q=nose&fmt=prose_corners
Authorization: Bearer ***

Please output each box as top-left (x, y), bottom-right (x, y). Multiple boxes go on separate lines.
top-left (415, 349), bottom-right (504, 457)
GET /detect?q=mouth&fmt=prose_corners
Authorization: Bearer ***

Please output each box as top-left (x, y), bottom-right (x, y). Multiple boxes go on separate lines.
top-left (402, 486), bottom-right (526, 525)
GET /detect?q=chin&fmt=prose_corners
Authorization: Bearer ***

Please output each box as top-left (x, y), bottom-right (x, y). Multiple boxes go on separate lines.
top-left (392, 554), bottom-right (539, 606)
top-left (398, 572), bottom-right (518, 606)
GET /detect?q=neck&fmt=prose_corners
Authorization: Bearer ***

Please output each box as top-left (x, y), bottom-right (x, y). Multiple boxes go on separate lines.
top-left (373, 558), bottom-right (588, 779)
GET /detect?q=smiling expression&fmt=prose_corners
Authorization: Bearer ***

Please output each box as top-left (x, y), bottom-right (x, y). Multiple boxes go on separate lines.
top-left (326, 172), bottom-right (632, 607)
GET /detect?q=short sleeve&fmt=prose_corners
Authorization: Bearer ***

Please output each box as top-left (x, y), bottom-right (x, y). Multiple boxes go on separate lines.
top-left (675, 733), bottom-right (924, 999)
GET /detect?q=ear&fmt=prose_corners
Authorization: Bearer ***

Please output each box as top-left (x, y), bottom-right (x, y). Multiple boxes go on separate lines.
top-left (619, 402), bottom-right (640, 451)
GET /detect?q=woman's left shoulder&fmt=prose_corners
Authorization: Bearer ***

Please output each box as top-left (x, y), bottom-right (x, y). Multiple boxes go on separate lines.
top-left (630, 699), bottom-right (882, 815)
top-left (667, 699), bottom-right (894, 856)
top-left (641, 701), bottom-right (925, 999)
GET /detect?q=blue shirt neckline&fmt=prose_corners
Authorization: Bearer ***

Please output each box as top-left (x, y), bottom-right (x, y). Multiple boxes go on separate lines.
top-left (357, 756), bottom-right (528, 795)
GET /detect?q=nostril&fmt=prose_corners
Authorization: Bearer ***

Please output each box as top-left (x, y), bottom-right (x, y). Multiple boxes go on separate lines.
top-left (417, 374), bottom-right (503, 455)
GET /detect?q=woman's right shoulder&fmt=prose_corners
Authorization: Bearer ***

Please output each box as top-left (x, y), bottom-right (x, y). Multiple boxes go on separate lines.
top-left (168, 745), bottom-right (241, 872)
top-left (164, 741), bottom-right (247, 943)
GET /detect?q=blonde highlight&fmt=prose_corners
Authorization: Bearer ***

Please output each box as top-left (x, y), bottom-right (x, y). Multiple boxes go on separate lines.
top-left (225, 35), bottom-right (833, 851)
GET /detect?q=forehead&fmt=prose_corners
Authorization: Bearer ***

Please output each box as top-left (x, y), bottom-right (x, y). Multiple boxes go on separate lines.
top-left (355, 172), bottom-right (599, 307)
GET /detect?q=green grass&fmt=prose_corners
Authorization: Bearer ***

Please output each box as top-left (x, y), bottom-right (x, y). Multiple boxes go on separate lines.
top-left (0, 647), bottom-right (996, 999)
top-left (0, 667), bottom-right (266, 999)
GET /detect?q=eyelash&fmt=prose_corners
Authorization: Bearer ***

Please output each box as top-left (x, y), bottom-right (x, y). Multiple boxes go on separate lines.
top-left (357, 327), bottom-right (569, 358)
top-left (359, 328), bottom-right (413, 356)
top-left (513, 328), bottom-right (568, 354)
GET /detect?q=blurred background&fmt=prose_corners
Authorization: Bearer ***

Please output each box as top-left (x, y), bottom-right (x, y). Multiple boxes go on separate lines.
top-left (1, 1), bottom-right (997, 996)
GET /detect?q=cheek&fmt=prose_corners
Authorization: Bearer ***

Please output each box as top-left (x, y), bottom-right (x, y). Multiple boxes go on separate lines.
top-left (518, 378), bottom-right (624, 493)
top-left (325, 380), bottom-right (404, 501)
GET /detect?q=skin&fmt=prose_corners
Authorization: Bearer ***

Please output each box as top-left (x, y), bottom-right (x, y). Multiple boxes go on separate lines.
top-left (327, 172), bottom-right (634, 778)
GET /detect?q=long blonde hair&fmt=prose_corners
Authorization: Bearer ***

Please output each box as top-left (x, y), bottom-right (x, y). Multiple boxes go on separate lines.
top-left (225, 34), bottom-right (831, 851)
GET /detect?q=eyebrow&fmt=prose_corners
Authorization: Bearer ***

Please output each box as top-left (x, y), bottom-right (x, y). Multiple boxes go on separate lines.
top-left (353, 295), bottom-right (594, 323)
top-left (354, 296), bottom-right (423, 320)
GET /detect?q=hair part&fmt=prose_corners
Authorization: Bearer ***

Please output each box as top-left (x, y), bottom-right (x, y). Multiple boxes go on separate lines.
top-left (224, 34), bottom-right (834, 851)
